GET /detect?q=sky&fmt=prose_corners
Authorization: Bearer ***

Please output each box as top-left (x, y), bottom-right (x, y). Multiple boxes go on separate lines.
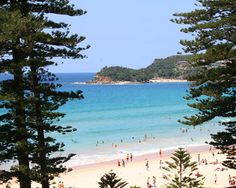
top-left (49, 0), bottom-right (197, 73)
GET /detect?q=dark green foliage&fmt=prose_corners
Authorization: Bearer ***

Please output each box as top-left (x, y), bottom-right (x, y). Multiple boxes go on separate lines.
top-left (0, 10), bottom-right (40, 188)
top-left (223, 146), bottom-right (236, 169)
top-left (146, 55), bottom-right (191, 79)
top-left (27, 70), bottom-right (84, 188)
top-left (98, 171), bottom-right (128, 188)
top-left (210, 121), bottom-right (236, 169)
top-left (0, 1), bottom-right (88, 187)
top-left (96, 55), bottom-right (191, 82)
top-left (98, 66), bottom-right (138, 82)
top-left (173, 0), bottom-right (236, 169)
top-left (163, 148), bottom-right (204, 188)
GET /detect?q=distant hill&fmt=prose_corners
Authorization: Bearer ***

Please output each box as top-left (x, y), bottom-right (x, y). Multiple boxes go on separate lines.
top-left (94, 55), bottom-right (192, 83)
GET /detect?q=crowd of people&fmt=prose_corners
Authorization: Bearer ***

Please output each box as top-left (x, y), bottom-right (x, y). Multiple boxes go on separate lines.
top-left (147, 176), bottom-right (157, 188)
top-left (57, 181), bottom-right (64, 188)
top-left (117, 153), bottom-right (133, 167)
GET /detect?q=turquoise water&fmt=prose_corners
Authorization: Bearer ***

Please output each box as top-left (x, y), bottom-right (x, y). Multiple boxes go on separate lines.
top-left (55, 73), bottom-right (224, 166)
top-left (0, 73), bottom-right (225, 166)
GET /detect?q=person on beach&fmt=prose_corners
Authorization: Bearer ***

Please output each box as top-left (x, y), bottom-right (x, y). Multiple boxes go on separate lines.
top-left (130, 153), bottom-right (133, 162)
top-left (146, 160), bottom-right (149, 170)
top-left (126, 153), bottom-right (129, 162)
top-left (230, 179), bottom-right (236, 186)
top-left (61, 182), bottom-right (64, 188)
top-left (153, 176), bottom-right (156, 186)
top-left (229, 174), bottom-right (231, 184)
top-left (159, 149), bottom-right (162, 157)
top-left (159, 159), bottom-right (162, 169)
top-left (209, 146), bottom-right (212, 151)
top-left (214, 174), bottom-right (217, 184)
top-left (122, 159), bottom-right (125, 167)
top-left (201, 158), bottom-right (204, 164)
top-left (58, 181), bottom-right (61, 188)
top-left (144, 133), bottom-right (147, 141)
top-left (117, 160), bottom-right (121, 167)
top-left (195, 171), bottom-right (200, 177)
top-left (147, 177), bottom-right (150, 188)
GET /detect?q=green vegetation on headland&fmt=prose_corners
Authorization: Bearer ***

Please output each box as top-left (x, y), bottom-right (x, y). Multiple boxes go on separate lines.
top-left (94, 55), bottom-right (192, 83)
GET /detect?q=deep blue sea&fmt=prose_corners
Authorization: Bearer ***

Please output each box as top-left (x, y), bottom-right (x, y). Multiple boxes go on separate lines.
top-left (0, 73), bottom-right (225, 166)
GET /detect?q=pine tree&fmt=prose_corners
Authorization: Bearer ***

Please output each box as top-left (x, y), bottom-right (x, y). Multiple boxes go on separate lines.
top-left (210, 121), bottom-right (236, 169)
top-left (0, 1), bottom-right (88, 187)
top-left (0, 10), bottom-right (41, 188)
top-left (25, 1), bottom-right (88, 186)
top-left (172, 0), bottom-right (236, 169)
top-left (163, 148), bottom-right (204, 188)
top-left (98, 171), bottom-right (128, 188)
top-left (26, 70), bottom-right (84, 188)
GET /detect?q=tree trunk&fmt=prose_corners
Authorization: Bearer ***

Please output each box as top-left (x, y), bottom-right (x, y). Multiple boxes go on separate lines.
top-left (31, 65), bottom-right (50, 188)
top-left (10, 0), bottom-right (31, 187)
top-left (13, 56), bottom-right (31, 188)
top-left (179, 160), bottom-right (182, 188)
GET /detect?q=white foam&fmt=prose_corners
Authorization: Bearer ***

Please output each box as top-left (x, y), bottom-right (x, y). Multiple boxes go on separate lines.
top-left (64, 143), bottom-right (208, 167)
top-left (72, 82), bottom-right (87, 85)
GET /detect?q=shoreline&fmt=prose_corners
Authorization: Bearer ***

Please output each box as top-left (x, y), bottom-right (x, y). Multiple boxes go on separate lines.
top-left (3, 144), bottom-right (236, 188)
top-left (69, 143), bottom-right (209, 170)
top-left (73, 79), bottom-right (189, 85)
top-left (58, 144), bottom-right (235, 188)
top-left (149, 78), bottom-right (188, 83)
top-left (71, 144), bottom-right (212, 174)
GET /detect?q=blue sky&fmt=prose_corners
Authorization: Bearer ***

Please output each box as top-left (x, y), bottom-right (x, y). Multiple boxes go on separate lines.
top-left (49, 0), bottom-right (197, 73)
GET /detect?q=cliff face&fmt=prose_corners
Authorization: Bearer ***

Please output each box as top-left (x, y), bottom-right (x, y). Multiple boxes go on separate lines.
top-left (93, 76), bottom-right (114, 84)
top-left (87, 76), bottom-right (116, 84)
top-left (93, 55), bottom-right (192, 83)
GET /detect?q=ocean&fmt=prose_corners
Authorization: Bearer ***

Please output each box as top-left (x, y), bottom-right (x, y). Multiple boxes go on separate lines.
top-left (55, 73), bottom-right (225, 166)
top-left (0, 73), bottom-right (225, 166)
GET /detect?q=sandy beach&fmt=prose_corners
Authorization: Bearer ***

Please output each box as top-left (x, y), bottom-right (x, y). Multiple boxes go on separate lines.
top-left (3, 145), bottom-right (235, 188)
top-left (83, 75), bottom-right (188, 85)
top-left (84, 79), bottom-right (188, 85)
top-left (149, 78), bottom-right (188, 83)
